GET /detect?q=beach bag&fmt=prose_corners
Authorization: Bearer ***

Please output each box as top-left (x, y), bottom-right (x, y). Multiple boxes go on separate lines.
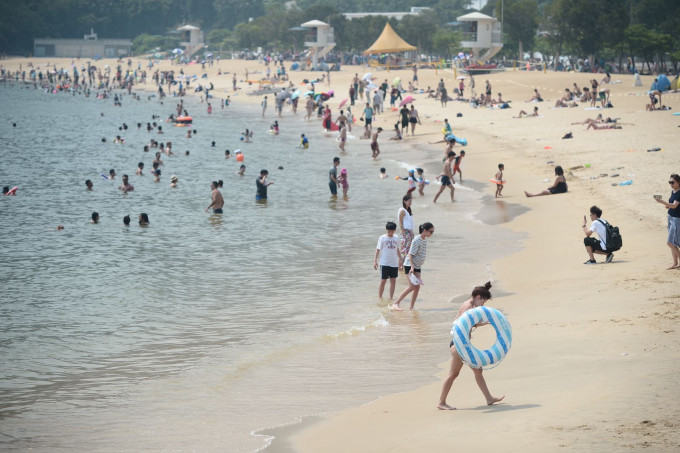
top-left (596, 219), bottom-right (622, 251)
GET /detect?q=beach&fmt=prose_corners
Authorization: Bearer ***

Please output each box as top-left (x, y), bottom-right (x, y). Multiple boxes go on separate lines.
top-left (1, 56), bottom-right (679, 452)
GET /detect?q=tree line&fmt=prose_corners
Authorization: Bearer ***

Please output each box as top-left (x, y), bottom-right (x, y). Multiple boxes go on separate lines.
top-left (1, 0), bottom-right (677, 72)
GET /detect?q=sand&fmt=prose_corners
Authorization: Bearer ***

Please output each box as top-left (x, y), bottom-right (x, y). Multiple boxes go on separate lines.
top-left (3, 56), bottom-right (679, 451)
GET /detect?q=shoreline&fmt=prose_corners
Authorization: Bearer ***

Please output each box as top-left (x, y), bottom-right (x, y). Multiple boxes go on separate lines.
top-left (2, 57), bottom-right (679, 452)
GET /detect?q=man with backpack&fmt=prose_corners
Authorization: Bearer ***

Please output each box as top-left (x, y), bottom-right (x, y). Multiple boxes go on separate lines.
top-left (582, 205), bottom-right (621, 264)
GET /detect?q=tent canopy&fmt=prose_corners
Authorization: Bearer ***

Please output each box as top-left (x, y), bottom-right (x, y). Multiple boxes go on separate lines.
top-left (363, 23), bottom-right (416, 55)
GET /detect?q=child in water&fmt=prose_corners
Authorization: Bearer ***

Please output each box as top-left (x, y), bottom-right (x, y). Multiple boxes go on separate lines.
top-left (438, 282), bottom-right (505, 410)
top-left (300, 134), bottom-right (309, 149)
top-left (416, 168), bottom-right (427, 196)
top-left (337, 168), bottom-right (349, 197)
top-left (495, 163), bottom-right (505, 198)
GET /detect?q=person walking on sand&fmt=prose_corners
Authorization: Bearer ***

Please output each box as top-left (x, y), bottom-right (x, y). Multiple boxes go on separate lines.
top-left (374, 221), bottom-right (403, 299)
top-left (654, 173), bottom-right (680, 269)
top-left (434, 151), bottom-right (456, 203)
top-left (437, 282), bottom-right (505, 410)
top-left (409, 105), bottom-right (421, 135)
top-left (392, 222), bottom-right (434, 311)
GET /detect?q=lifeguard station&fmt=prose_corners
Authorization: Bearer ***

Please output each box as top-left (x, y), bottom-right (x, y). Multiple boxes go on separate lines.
top-left (301, 20), bottom-right (335, 70)
top-left (457, 12), bottom-right (503, 64)
top-left (177, 24), bottom-right (205, 58)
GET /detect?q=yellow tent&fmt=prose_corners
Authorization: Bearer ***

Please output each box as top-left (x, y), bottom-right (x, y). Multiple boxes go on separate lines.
top-left (363, 23), bottom-right (416, 55)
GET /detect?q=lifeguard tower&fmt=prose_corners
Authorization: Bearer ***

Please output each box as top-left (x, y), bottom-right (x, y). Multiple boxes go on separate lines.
top-left (456, 12), bottom-right (503, 63)
top-left (177, 24), bottom-right (205, 58)
top-left (301, 20), bottom-right (335, 70)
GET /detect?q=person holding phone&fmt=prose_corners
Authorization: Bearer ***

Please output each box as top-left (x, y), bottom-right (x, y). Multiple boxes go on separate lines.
top-left (654, 173), bottom-right (680, 269)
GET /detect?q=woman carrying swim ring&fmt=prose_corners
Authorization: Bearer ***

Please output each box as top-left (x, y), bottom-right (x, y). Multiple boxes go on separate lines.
top-left (438, 282), bottom-right (505, 410)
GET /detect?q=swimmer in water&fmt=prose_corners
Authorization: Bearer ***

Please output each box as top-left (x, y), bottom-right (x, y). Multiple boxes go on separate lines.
top-left (119, 174), bottom-right (134, 193)
top-left (123, 215), bottom-right (130, 226)
top-left (85, 179), bottom-right (93, 190)
top-left (136, 162), bottom-right (144, 176)
top-left (170, 175), bottom-right (178, 188)
top-left (236, 164), bottom-right (246, 176)
top-left (90, 212), bottom-right (100, 224)
top-left (225, 149), bottom-right (231, 159)
top-left (139, 213), bottom-right (150, 226)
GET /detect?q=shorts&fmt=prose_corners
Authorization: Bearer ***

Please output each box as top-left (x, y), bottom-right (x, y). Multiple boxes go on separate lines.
top-left (213, 208), bottom-right (223, 214)
top-left (409, 118), bottom-right (417, 124)
top-left (329, 181), bottom-right (337, 195)
top-left (401, 119), bottom-right (409, 128)
top-left (365, 118), bottom-right (372, 125)
top-left (440, 175), bottom-right (452, 186)
top-left (370, 142), bottom-right (377, 151)
top-left (584, 236), bottom-right (608, 252)
top-left (403, 266), bottom-right (421, 275)
top-left (548, 186), bottom-right (567, 194)
top-left (453, 165), bottom-right (461, 174)
top-left (380, 265), bottom-right (399, 279)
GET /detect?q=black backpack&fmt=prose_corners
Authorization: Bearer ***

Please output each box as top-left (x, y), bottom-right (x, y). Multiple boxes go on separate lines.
top-left (596, 219), bottom-right (622, 251)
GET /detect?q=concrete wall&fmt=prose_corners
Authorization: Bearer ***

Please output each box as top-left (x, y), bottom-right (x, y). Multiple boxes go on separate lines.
top-left (34, 39), bottom-right (131, 58)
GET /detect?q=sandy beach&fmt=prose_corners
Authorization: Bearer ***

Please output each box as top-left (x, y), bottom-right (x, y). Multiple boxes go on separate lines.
top-left (3, 56), bottom-right (679, 451)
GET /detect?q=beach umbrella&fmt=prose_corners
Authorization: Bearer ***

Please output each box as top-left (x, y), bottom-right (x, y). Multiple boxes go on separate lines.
top-left (362, 72), bottom-right (372, 81)
top-left (172, 48), bottom-right (183, 54)
top-left (339, 98), bottom-right (348, 108)
top-left (457, 76), bottom-right (466, 80)
top-left (304, 90), bottom-right (314, 97)
top-left (367, 83), bottom-right (378, 90)
top-left (399, 96), bottom-right (415, 106)
top-left (392, 77), bottom-right (401, 87)
top-left (291, 90), bottom-right (301, 100)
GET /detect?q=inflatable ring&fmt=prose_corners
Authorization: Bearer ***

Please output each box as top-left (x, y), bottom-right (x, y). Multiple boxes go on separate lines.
top-left (490, 179), bottom-right (506, 185)
top-left (451, 306), bottom-right (512, 369)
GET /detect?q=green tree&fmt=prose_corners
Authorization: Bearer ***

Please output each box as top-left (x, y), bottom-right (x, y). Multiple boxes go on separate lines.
top-left (496, 0), bottom-right (538, 59)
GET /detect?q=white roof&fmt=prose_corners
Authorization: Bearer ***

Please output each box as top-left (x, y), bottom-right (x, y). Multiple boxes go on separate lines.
top-left (301, 20), bottom-right (330, 28)
top-left (177, 25), bottom-right (200, 31)
top-left (457, 12), bottom-right (495, 21)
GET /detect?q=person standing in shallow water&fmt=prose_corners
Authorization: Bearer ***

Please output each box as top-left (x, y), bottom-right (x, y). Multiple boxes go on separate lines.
top-left (437, 282), bottom-right (505, 410)
top-left (392, 222), bottom-right (434, 311)
top-left (205, 181), bottom-right (224, 213)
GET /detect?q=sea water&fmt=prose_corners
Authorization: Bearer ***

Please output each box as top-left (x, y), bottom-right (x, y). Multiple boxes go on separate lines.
top-left (0, 84), bottom-right (524, 452)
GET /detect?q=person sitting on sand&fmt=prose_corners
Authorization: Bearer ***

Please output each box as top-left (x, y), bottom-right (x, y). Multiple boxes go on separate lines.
top-left (525, 165), bottom-right (567, 197)
top-left (526, 88), bottom-right (542, 102)
top-left (579, 87), bottom-right (592, 103)
top-left (437, 282), bottom-right (505, 410)
top-left (572, 83), bottom-right (582, 97)
top-left (514, 106), bottom-right (539, 118)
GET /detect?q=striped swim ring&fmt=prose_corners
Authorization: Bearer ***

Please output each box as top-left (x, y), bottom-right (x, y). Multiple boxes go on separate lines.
top-left (451, 306), bottom-right (512, 369)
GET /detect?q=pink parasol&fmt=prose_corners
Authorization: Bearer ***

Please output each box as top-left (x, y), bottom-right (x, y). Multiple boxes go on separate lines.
top-left (339, 98), bottom-right (348, 108)
top-left (399, 96), bottom-right (415, 107)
